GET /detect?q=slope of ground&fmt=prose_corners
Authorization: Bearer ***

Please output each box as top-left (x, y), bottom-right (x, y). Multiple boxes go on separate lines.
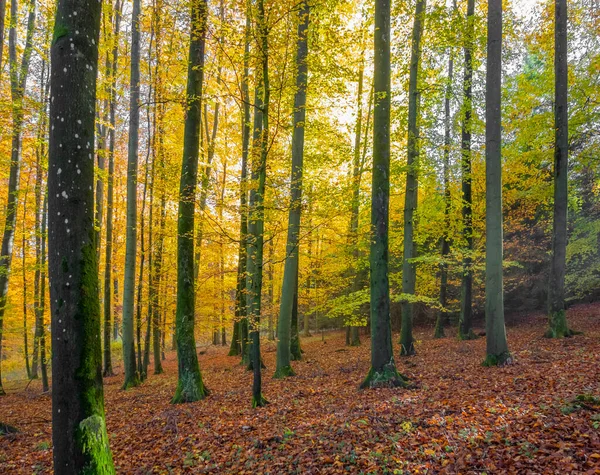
top-left (1, 304), bottom-right (599, 474)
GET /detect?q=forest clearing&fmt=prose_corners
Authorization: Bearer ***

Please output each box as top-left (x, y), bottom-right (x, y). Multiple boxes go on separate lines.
top-left (1, 304), bottom-right (600, 474)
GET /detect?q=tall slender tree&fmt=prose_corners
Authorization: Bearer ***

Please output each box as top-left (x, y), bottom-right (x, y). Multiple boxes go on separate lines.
top-left (347, 29), bottom-right (368, 347)
top-left (546, 0), bottom-right (572, 338)
top-left (172, 0), bottom-right (209, 404)
top-left (103, 0), bottom-right (123, 378)
top-left (247, 0), bottom-right (269, 407)
top-left (48, 0), bottom-right (115, 470)
top-left (229, 1), bottom-right (252, 358)
top-left (39, 193), bottom-right (49, 392)
top-left (122, 0), bottom-right (142, 389)
top-left (459, 0), bottom-right (476, 340)
top-left (33, 54), bottom-right (49, 379)
top-left (0, 0), bottom-right (36, 395)
top-left (435, 38), bottom-right (454, 340)
top-left (361, 0), bottom-right (408, 389)
top-left (400, 0), bottom-right (426, 356)
top-left (275, 0), bottom-right (310, 378)
top-left (484, 0), bottom-right (510, 366)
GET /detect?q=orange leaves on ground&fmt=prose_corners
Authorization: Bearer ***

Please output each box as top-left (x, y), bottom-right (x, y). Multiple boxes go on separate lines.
top-left (1, 304), bottom-right (600, 473)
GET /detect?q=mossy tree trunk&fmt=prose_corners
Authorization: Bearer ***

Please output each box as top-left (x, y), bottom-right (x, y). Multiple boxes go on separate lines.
top-left (48, 0), bottom-right (115, 470)
top-left (484, 0), bottom-right (511, 367)
top-left (435, 35), bottom-right (454, 340)
top-left (546, 0), bottom-right (572, 339)
top-left (172, 0), bottom-right (209, 404)
top-left (459, 0), bottom-right (476, 341)
top-left (122, 0), bottom-right (142, 390)
top-left (0, 0), bottom-right (36, 396)
top-left (275, 0), bottom-right (309, 378)
top-left (248, 0), bottom-right (269, 407)
top-left (362, 0), bottom-right (408, 389)
top-left (400, 0), bottom-right (426, 357)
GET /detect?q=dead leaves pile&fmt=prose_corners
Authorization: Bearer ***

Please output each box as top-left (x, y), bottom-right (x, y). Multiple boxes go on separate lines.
top-left (1, 303), bottom-right (599, 474)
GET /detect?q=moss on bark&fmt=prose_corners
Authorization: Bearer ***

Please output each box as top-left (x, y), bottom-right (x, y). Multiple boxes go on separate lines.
top-left (360, 362), bottom-right (410, 389)
top-left (273, 365), bottom-right (295, 379)
top-left (482, 352), bottom-right (512, 367)
top-left (76, 415), bottom-right (115, 475)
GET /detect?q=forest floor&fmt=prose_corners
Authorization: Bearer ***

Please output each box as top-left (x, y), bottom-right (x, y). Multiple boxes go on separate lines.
top-left (1, 304), bottom-right (600, 474)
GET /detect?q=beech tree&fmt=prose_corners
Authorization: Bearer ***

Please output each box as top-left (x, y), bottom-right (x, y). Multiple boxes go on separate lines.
top-left (400, 0), bottom-right (426, 357)
top-left (122, 0), bottom-right (142, 389)
top-left (48, 0), bottom-right (115, 471)
top-left (275, 0), bottom-right (310, 379)
top-left (484, 0), bottom-right (510, 366)
top-left (361, 0), bottom-right (408, 389)
top-left (459, 0), bottom-right (476, 340)
top-left (546, 0), bottom-right (572, 338)
top-left (103, 0), bottom-right (123, 378)
top-left (172, 0), bottom-right (209, 404)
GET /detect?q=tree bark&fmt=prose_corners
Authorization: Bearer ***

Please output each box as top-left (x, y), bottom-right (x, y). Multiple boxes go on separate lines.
top-left (48, 0), bottom-right (115, 469)
top-left (103, 0), bottom-right (122, 378)
top-left (248, 0), bottom-right (269, 407)
top-left (362, 0), bottom-right (407, 389)
top-left (459, 0), bottom-right (476, 340)
top-left (229, 2), bottom-right (252, 358)
top-left (484, 0), bottom-right (510, 366)
top-left (546, 0), bottom-right (571, 338)
top-left (435, 25), bottom-right (454, 340)
top-left (39, 192), bottom-right (49, 392)
top-left (274, 0), bottom-right (310, 378)
top-left (122, 0), bottom-right (142, 389)
top-left (172, 0), bottom-right (209, 404)
top-left (400, 0), bottom-right (426, 357)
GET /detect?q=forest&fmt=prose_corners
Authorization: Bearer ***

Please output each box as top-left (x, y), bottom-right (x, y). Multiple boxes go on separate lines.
top-left (0, 0), bottom-right (599, 472)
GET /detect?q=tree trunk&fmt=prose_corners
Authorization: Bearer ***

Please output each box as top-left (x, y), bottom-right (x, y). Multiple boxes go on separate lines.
top-left (248, 0), bottom-right (269, 407)
top-left (459, 0), bottom-right (476, 340)
top-left (435, 24), bottom-right (454, 340)
top-left (23, 173), bottom-right (31, 379)
top-left (347, 33), bottom-right (369, 346)
top-left (48, 0), bottom-right (114, 470)
top-left (546, 0), bottom-right (571, 338)
top-left (151, 5), bottom-right (166, 373)
top-left (218, 154), bottom-right (227, 347)
top-left (400, 0), bottom-right (426, 357)
top-left (229, 3), bottom-right (252, 358)
top-left (122, 0), bottom-right (142, 389)
top-left (362, 0), bottom-right (407, 389)
top-left (267, 238), bottom-right (275, 340)
top-left (172, 0), bottom-right (209, 404)
top-left (0, 0), bottom-right (5, 70)
top-left (484, 0), bottom-right (510, 366)
top-left (0, 0), bottom-right (36, 396)
top-left (39, 193), bottom-right (49, 392)
top-left (103, 0), bottom-right (122, 378)
top-left (274, 0), bottom-right (310, 378)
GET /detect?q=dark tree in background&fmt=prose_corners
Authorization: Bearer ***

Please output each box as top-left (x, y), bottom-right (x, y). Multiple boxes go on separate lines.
top-left (546, 0), bottom-right (573, 338)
